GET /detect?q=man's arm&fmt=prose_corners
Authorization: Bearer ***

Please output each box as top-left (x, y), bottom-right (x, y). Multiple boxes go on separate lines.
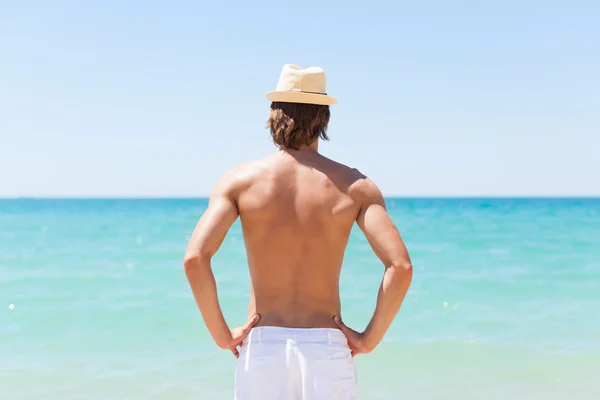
top-left (335, 179), bottom-right (413, 354)
top-left (184, 173), bottom-right (257, 352)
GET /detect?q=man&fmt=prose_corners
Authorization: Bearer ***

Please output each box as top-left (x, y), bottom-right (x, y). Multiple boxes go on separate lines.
top-left (184, 64), bottom-right (413, 399)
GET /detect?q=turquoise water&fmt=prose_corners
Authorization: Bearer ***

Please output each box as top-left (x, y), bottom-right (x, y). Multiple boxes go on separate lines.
top-left (1, 198), bottom-right (599, 399)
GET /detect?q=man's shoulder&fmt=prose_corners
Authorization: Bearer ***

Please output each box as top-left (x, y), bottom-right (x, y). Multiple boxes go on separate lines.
top-left (348, 174), bottom-right (380, 198)
top-left (337, 166), bottom-right (381, 204)
top-left (319, 156), bottom-right (382, 203)
top-left (318, 155), bottom-right (366, 184)
top-left (314, 157), bottom-right (379, 201)
top-left (214, 158), bottom-right (272, 196)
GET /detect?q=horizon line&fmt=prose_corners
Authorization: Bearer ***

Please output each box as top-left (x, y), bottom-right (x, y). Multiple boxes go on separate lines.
top-left (1, 195), bottom-right (599, 200)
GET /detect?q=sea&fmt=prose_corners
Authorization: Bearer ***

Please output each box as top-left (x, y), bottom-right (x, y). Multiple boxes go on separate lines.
top-left (1, 198), bottom-right (599, 400)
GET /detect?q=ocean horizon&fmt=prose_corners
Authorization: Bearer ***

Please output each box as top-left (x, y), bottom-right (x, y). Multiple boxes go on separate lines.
top-left (2, 197), bottom-right (599, 399)
top-left (3, 196), bottom-right (600, 199)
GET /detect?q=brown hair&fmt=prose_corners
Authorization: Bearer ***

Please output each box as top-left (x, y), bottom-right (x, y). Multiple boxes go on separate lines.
top-left (267, 102), bottom-right (330, 150)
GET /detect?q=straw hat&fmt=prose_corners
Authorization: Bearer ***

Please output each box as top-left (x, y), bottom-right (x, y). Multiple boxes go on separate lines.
top-left (265, 64), bottom-right (337, 106)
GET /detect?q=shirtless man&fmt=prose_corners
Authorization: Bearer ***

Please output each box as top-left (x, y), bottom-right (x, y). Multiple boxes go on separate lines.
top-left (184, 64), bottom-right (413, 399)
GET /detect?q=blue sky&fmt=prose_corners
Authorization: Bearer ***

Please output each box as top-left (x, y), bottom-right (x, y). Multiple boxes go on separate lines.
top-left (1, 0), bottom-right (598, 197)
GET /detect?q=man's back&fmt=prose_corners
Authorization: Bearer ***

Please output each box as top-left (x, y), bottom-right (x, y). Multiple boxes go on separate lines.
top-left (234, 150), bottom-right (367, 328)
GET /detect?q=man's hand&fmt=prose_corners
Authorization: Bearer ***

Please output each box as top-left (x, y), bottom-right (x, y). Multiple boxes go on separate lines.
top-left (334, 316), bottom-right (374, 357)
top-left (221, 314), bottom-right (261, 358)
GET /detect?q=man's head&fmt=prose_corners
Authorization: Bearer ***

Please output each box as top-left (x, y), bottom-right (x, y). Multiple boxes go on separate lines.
top-left (265, 64), bottom-right (336, 150)
top-left (267, 102), bottom-right (330, 150)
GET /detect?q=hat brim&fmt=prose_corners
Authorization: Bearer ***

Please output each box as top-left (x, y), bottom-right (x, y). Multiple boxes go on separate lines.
top-left (265, 91), bottom-right (337, 106)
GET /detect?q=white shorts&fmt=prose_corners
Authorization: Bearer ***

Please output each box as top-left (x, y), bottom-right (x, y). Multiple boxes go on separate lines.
top-left (235, 326), bottom-right (358, 400)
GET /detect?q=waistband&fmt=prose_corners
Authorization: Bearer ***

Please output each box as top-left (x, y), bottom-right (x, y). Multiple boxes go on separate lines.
top-left (244, 326), bottom-right (347, 345)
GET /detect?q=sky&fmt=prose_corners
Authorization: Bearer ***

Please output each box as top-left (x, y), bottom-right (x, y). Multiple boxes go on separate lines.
top-left (1, 0), bottom-right (599, 197)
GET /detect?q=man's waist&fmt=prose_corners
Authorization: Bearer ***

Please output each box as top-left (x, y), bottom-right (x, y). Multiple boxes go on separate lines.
top-left (244, 326), bottom-right (347, 344)
top-left (250, 305), bottom-right (340, 329)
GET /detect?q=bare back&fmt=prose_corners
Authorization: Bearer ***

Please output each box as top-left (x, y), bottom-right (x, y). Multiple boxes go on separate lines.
top-left (185, 146), bottom-right (411, 351)
top-left (234, 151), bottom-right (366, 328)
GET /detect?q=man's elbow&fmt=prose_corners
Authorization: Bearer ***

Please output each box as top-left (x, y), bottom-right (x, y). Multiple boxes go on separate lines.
top-left (183, 251), bottom-right (210, 274)
top-left (391, 261), bottom-right (413, 280)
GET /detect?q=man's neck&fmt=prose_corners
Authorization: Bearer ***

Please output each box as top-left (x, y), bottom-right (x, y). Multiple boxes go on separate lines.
top-left (278, 142), bottom-right (319, 153)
